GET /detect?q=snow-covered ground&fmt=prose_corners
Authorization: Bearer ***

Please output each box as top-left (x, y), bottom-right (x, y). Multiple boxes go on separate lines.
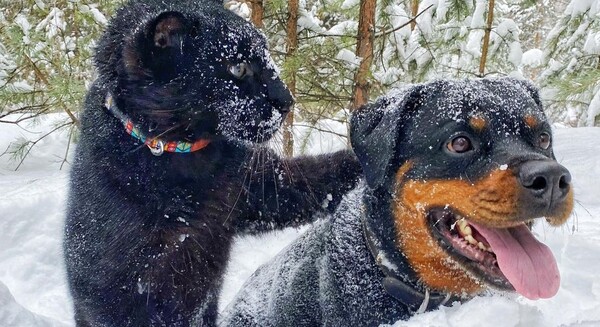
top-left (0, 116), bottom-right (599, 327)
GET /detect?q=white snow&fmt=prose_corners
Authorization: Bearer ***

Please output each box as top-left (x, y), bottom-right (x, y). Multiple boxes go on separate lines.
top-left (586, 90), bottom-right (600, 127)
top-left (583, 32), bottom-right (600, 55)
top-left (297, 6), bottom-right (325, 33)
top-left (522, 49), bottom-right (544, 68)
top-left (14, 14), bottom-right (31, 44)
top-left (35, 8), bottom-right (66, 40)
top-left (508, 41), bottom-right (523, 68)
top-left (336, 48), bottom-right (361, 66)
top-left (567, 0), bottom-right (598, 17)
top-left (326, 20), bottom-right (358, 36)
top-left (1, 115), bottom-right (599, 327)
top-left (88, 7), bottom-right (108, 27)
top-left (341, 0), bottom-right (359, 10)
top-left (77, 5), bottom-right (108, 26)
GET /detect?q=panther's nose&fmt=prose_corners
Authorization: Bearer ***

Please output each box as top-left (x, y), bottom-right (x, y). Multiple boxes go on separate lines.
top-left (517, 160), bottom-right (571, 209)
top-left (268, 88), bottom-right (294, 114)
top-left (277, 103), bottom-right (292, 114)
top-left (264, 74), bottom-right (295, 114)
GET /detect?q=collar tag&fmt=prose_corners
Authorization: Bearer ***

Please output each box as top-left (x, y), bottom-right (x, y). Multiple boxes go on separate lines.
top-left (148, 140), bottom-right (165, 156)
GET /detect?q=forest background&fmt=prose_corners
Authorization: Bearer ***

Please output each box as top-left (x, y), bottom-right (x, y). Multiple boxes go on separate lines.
top-left (0, 0), bottom-right (599, 165)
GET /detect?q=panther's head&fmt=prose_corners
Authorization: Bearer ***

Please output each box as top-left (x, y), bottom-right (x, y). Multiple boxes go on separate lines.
top-left (96, 0), bottom-right (293, 144)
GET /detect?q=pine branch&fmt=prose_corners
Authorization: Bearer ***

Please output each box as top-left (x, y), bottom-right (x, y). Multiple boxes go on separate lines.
top-left (374, 4), bottom-right (434, 38)
top-left (10, 122), bottom-right (72, 171)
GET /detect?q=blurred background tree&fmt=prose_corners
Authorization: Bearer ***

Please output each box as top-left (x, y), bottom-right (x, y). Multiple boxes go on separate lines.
top-left (0, 0), bottom-right (123, 167)
top-left (538, 0), bottom-right (600, 127)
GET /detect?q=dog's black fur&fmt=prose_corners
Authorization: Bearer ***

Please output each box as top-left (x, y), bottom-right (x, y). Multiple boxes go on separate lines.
top-left (64, 1), bottom-right (361, 326)
top-left (221, 78), bottom-right (574, 326)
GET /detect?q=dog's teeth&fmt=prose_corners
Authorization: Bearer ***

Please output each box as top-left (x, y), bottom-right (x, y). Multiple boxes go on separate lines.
top-left (463, 225), bottom-right (472, 235)
top-left (464, 235), bottom-right (477, 246)
top-left (457, 219), bottom-right (472, 236)
top-left (477, 242), bottom-right (487, 251)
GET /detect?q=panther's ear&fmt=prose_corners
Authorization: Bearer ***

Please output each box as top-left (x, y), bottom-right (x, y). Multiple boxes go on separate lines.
top-left (126, 11), bottom-right (195, 80)
top-left (350, 86), bottom-right (423, 188)
top-left (149, 12), bottom-right (188, 49)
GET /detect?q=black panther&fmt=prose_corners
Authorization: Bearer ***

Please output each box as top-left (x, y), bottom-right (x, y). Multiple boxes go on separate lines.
top-left (64, 1), bottom-right (361, 326)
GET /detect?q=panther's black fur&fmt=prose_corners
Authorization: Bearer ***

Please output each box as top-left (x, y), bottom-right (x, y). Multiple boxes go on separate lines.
top-left (64, 1), bottom-right (361, 326)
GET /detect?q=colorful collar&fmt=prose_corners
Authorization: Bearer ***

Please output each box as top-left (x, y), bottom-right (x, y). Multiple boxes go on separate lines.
top-left (104, 93), bottom-right (210, 156)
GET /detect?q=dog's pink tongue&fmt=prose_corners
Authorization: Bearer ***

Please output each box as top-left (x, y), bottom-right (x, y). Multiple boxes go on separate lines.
top-left (470, 222), bottom-right (560, 300)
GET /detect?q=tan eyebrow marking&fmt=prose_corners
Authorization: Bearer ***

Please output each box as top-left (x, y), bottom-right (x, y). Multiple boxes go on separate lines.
top-left (524, 114), bottom-right (538, 129)
top-left (469, 116), bottom-right (487, 132)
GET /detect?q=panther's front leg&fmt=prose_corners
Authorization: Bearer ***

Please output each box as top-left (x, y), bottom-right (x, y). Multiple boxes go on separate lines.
top-left (237, 147), bottom-right (362, 233)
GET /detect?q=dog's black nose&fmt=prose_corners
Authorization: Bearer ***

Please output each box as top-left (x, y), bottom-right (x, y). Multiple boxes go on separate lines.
top-left (518, 160), bottom-right (571, 207)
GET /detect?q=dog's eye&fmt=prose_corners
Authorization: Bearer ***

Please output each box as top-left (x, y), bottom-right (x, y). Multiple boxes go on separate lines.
top-left (538, 132), bottom-right (551, 150)
top-left (447, 136), bottom-right (473, 153)
top-left (228, 62), bottom-right (251, 79)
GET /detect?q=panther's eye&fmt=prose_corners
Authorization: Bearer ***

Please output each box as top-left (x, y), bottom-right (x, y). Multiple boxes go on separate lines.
top-left (447, 136), bottom-right (473, 153)
top-left (228, 62), bottom-right (251, 79)
top-left (538, 132), bottom-right (551, 150)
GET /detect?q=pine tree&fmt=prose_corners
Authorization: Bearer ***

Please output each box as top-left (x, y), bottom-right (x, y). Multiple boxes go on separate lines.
top-left (351, 0), bottom-right (377, 109)
top-left (283, 0), bottom-right (299, 156)
top-left (0, 1), bottom-right (116, 167)
top-left (538, 0), bottom-right (600, 127)
top-left (503, 0), bottom-right (549, 80)
top-left (373, 0), bottom-right (523, 86)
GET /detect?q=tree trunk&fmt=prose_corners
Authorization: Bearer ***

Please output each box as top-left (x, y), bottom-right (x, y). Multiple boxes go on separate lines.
top-left (249, 0), bottom-right (264, 28)
top-left (411, 0), bottom-right (419, 31)
top-left (478, 0), bottom-right (495, 76)
top-left (351, 0), bottom-right (376, 110)
top-left (530, 1), bottom-right (543, 80)
top-left (282, 0), bottom-right (299, 157)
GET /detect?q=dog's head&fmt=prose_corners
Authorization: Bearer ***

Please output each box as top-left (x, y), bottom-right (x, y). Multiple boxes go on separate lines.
top-left (351, 78), bottom-right (573, 300)
top-left (96, 0), bottom-right (293, 143)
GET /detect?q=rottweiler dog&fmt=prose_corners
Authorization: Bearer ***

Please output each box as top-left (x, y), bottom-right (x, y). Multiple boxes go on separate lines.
top-left (220, 78), bottom-right (574, 326)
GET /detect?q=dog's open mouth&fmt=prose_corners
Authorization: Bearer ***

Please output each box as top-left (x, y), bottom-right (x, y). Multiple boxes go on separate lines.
top-left (428, 208), bottom-right (560, 300)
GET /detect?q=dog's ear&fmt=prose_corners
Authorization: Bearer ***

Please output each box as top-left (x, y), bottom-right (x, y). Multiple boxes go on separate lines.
top-left (350, 86), bottom-right (422, 188)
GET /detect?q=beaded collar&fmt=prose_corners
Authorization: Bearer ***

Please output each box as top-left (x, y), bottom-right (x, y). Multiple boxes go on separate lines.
top-left (104, 93), bottom-right (210, 156)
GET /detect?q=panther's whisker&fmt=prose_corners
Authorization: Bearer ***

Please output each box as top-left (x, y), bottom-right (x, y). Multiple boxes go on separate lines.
top-left (288, 158), bottom-right (321, 206)
top-left (224, 147), bottom-right (257, 225)
top-left (259, 136), bottom-right (267, 207)
top-left (271, 133), bottom-right (294, 184)
top-left (270, 148), bottom-right (280, 213)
